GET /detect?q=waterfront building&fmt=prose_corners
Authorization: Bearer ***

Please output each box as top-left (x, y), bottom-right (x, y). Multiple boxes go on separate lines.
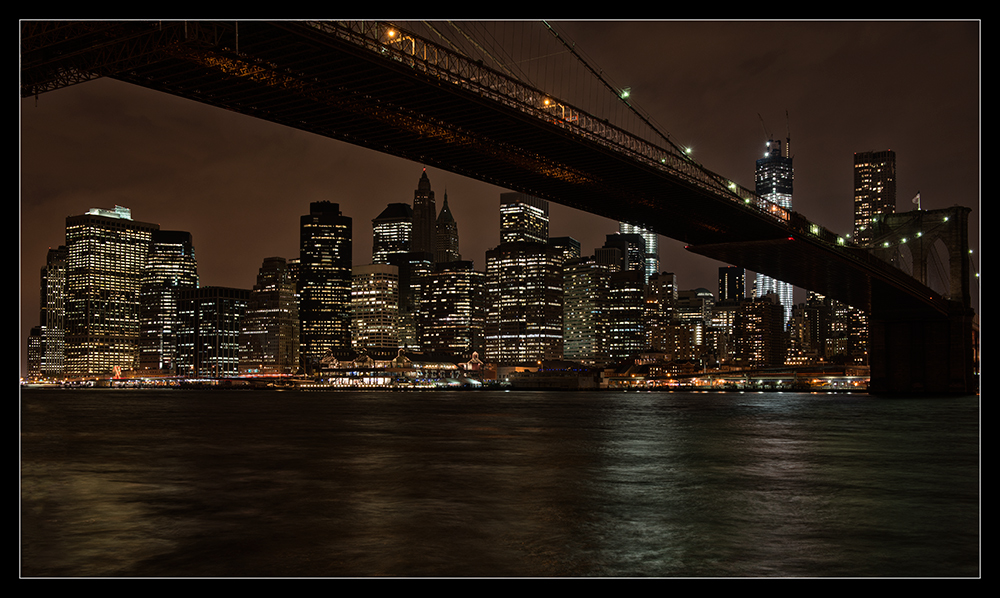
top-left (605, 269), bottom-right (646, 364)
top-left (63, 206), bottom-right (158, 378)
top-left (138, 230), bottom-right (199, 376)
top-left (239, 257), bottom-right (299, 376)
top-left (351, 263), bottom-right (400, 352)
top-left (500, 192), bottom-right (549, 243)
top-left (412, 169), bottom-right (437, 255)
top-left (27, 327), bottom-right (42, 380)
top-left (388, 251), bottom-right (435, 352)
top-left (644, 272), bottom-right (678, 353)
top-left (619, 222), bottom-right (659, 284)
top-left (176, 286), bottom-right (250, 378)
top-left (299, 201), bottom-right (352, 372)
top-left (562, 256), bottom-right (610, 367)
top-left (853, 150), bottom-right (897, 246)
top-left (372, 202), bottom-right (413, 264)
top-left (38, 245), bottom-right (68, 378)
top-left (754, 138), bottom-right (795, 327)
top-left (485, 240), bottom-right (563, 365)
top-left (732, 293), bottom-right (786, 368)
top-left (420, 260), bottom-right (485, 359)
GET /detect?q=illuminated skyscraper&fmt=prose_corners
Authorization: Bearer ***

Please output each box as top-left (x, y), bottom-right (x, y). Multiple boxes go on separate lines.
top-left (64, 206), bottom-right (158, 377)
top-left (599, 233), bottom-right (646, 275)
top-left (351, 263), bottom-right (400, 352)
top-left (485, 240), bottom-right (563, 365)
top-left (177, 287), bottom-right (250, 378)
top-left (500, 192), bottom-right (548, 243)
top-left (853, 150), bottom-right (897, 246)
top-left (732, 294), bottom-right (786, 367)
top-left (39, 245), bottom-right (68, 378)
top-left (644, 271), bottom-right (677, 353)
top-left (563, 256), bottom-right (610, 366)
top-left (605, 269), bottom-right (645, 363)
top-left (420, 260), bottom-right (485, 358)
top-left (139, 230), bottom-right (199, 375)
top-left (372, 202), bottom-right (413, 264)
top-left (239, 257), bottom-right (299, 376)
top-left (619, 222), bottom-right (659, 283)
top-left (754, 138), bottom-right (794, 327)
top-left (299, 201), bottom-right (352, 372)
top-left (412, 169), bottom-right (437, 255)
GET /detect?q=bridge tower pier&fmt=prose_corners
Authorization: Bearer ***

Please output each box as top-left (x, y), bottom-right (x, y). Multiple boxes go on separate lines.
top-left (867, 206), bottom-right (978, 394)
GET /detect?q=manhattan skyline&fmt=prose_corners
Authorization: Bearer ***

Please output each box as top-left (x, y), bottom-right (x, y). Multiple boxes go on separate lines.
top-left (19, 20), bottom-right (980, 379)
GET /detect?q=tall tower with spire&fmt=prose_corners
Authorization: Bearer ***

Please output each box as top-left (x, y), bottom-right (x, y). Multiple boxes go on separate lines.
top-left (754, 136), bottom-right (794, 327)
top-left (412, 168), bottom-right (437, 256)
top-left (435, 192), bottom-right (461, 264)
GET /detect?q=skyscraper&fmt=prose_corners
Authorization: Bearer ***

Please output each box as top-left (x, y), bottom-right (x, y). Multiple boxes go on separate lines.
top-left (372, 202), bottom-right (413, 264)
top-left (299, 201), bottom-right (352, 372)
top-left (718, 266), bottom-right (746, 302)
top-left (351, 263), bottom-right (400, 352)
top-left (177, 286), bottom-right (250, 378)
top-left (754, 138), bottom-right (794, 327)
top-left (619, 222), bottom-right (659, 283)
top-left (239, 257), bottom-right (299, 376)
top-left (64, 206), bottom-right (158, 377)
top-left (39, 245), bottom-right (67, 378)
top-left (853, 150), bottom-right (897, 246)
top-left (599, 233), bottom-right (646, 275)
top-left (412, 169), bottom-right (437, 255)
top-left (500, 192), bottom-right (549, 243)
top-left (485, 240), bottom-right (563, 365)
top-left (435, 192), bottom-right (461, 264)
top-left (420, 260), bottom-right (485, 358)
top-left (563, 256), bottom-right (610, 366)
top-left (139, 230), bottom-right (199, 375)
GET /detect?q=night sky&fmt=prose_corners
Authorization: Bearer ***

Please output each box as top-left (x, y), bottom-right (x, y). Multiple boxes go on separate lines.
top-left (19, 20), bottom-right (981, 378)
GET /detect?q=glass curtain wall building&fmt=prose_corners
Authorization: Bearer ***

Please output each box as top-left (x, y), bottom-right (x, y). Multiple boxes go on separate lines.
top-left (299, 201), bottom-right (352, 372)
top-left (754, 139), bottom-right (794, 327)
top-left (64, 206), bottom-right (158, 378)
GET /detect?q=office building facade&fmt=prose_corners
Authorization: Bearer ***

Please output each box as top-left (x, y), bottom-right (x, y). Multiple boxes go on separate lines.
top-left (299, 201), bottom-right (352, 372)
top-left (754, 138), bottom-right (794, 327)
top-left (63, 206), bottom-right (158, 378)
top-left (239, 257), bottom-right (299, 375)
top-left (351, 263), bottom-right (400, 352)
top-left (420, 260), bottom-right (485, 359)
top-left (139, 230), bottom-right (199, 376)
top-left (485, 240), bottom-right (563, 365)
top-left (619, 222), bottom-right (659, 284)
top-left (500, 192), bottom-right (549, 243)
top-left (372, 202), bottom-right (413, 264)
top-left (177, 286), bottom-right (250, 378)
top-left (853, 150), bottom-right (897, 246)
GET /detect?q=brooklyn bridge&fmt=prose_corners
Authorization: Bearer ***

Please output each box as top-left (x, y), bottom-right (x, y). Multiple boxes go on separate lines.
top-left (20, 21), bottom-right (978, 394)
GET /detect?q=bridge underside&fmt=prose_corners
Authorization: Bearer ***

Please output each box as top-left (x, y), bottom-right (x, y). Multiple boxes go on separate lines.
top-left (22, 21), bottom-right (976, 394)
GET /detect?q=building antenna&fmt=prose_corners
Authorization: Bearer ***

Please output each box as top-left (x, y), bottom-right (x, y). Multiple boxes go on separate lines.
top-left (757, 113), bottom-right (771, 142)
top-left (785, 109), bottom-right (792, 158)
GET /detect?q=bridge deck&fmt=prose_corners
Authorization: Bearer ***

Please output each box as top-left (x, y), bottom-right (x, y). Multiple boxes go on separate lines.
top-left (21, 20), bottom-right (950, 315)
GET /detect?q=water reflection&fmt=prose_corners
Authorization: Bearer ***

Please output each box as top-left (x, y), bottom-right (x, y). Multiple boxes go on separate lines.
top-left (21, 389), bottom-right (979, 577)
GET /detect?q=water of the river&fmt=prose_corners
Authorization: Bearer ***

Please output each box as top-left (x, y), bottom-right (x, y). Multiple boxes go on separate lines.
top-left (20, 388), bottom-right (979, 578)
